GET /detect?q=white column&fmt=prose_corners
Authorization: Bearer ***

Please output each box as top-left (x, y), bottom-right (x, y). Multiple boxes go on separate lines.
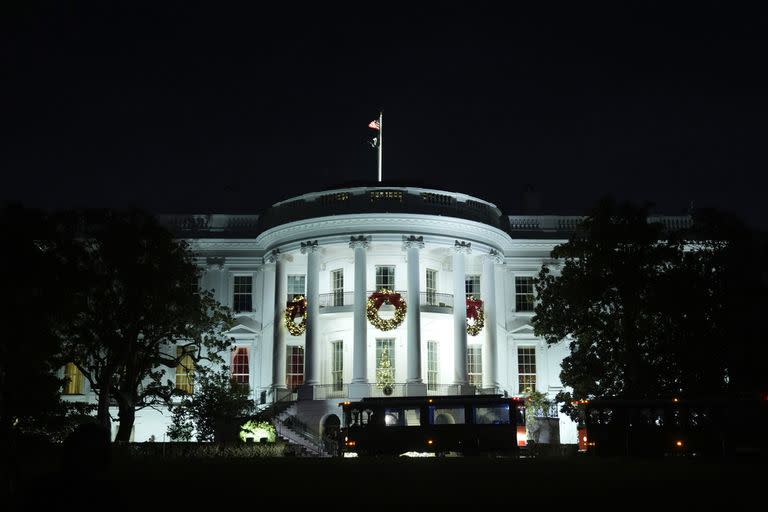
top-left (267, 250), bottom-right (288, 399)
top-left (453, 240), bottom-right (472, 394)
top-left (403, 236), bottom-right (427, 396)
top-left (482, 249), bottom-right (504, 390)
top-left (299, 241), bottom-right (321, 400)
top-left (205, 258), bottom-right (226, 361)
top-left (349, 236), bottom-right (371, 399)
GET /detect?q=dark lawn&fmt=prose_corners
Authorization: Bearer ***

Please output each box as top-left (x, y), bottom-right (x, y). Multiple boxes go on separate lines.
top-left (10, 454), bottom-right (763, 508)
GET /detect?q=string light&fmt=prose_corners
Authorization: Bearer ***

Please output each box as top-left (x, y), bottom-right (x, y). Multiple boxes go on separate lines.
top-left (466, 296), bottom-right (485, 336)
top-left (366, 289), bottom-right (407, 331)
top-left (284, 295), bottom-right (308, 336)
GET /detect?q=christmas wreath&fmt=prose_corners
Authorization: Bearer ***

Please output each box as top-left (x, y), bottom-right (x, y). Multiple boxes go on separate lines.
top-left (284, 295), bottom-right (308, 336)
top-left (466, 296), bottom-right (485, 336)
top-left (366, 289), bottom-right (407, 331)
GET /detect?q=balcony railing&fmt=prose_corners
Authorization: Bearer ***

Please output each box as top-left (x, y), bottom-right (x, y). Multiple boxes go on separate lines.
top-left (420, 292), bottom-right (454, 307)
top-left (293, 383), bottom-right (507, 400)
top-left (369, 383), bottom-right (406, 398)
top-left (312, 383), bottom-right (349, 400)
top-left (294, 291), bottom-right (455, 310)
top-left (317, 292), bottom-right (355, 308)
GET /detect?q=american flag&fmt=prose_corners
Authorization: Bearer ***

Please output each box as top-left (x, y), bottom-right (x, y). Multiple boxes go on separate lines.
top-left (368, 119), bottom-right (380, 130)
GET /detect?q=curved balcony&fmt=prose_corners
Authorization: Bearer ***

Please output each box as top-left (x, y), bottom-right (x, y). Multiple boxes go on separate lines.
top-left (313, 291), bottom-right (455, 314)
top-left (318, 292), bottom-right (355, 309)
top-left (309, 383), bottom-right (505, 399)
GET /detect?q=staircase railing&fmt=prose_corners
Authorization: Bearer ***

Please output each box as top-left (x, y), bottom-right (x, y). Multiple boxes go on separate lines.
top-left (276, 414), bottom-right (327, 457)
top-left (257, 389), bottom-right (296, 422)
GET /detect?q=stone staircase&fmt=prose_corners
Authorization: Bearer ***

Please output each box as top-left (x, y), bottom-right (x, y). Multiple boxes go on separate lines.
top-left (272, 403), bottom-right (332, 458)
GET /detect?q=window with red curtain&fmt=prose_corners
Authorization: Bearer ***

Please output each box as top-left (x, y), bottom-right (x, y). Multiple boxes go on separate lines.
top-left (286, 346), bottom-right (304, 392)
top-left (232, 347), bottom-right (249, 384)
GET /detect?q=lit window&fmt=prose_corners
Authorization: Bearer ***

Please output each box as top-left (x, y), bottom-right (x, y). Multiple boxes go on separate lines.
top-left (63, 363), bottom-right (84, 395)
top-left (232, 347), bottom-right (250, 385)
top-left (518, 347), bottom-right (536, 393)
top-left (376, 338), bottom-right (395, 376)
top-left (175, 346), bottom-right (195, 394)
top-left (286, 346), bottom-right (304, 392)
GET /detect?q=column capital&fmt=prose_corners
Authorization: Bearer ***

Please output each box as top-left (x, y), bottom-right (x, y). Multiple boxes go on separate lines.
top-left (484, 249), bottom-right (505, 265)
top-left (349, 235), bottom-right (371, 250)
top-left (300, 240), bottom-right (320, 254)
top-left (264, 249), bottom-right (284, 264)
top-left (205, 256), bottom-right (226, 270)
top-left (402, 235), bottom-right (425, 251)
top-left (454, 240), bottom-right (472, 254)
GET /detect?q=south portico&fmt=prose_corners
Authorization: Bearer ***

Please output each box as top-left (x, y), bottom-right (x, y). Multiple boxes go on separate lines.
top-left (263, 229), bottom-right (505, 402)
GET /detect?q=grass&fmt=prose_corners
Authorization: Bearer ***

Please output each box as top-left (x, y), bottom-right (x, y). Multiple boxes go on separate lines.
top-left (9, 451), bottom-right (765, 508)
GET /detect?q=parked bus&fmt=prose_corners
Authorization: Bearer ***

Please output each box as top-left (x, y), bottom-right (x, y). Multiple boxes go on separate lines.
top-left (578, 396), bottom-right (768, 457)
top-left (339, 394), bottom-right (526, 456)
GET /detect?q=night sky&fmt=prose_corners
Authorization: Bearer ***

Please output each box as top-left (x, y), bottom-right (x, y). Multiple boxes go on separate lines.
top-left (3, 2), bottom-right (768, 229)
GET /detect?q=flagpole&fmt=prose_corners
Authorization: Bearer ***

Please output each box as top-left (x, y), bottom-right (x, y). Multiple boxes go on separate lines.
top-left (377, 111), bottom-right (383, 183)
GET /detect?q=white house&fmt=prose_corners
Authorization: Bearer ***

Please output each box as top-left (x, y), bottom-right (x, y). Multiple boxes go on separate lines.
top-left (61, 185), bottom-right (691, 444)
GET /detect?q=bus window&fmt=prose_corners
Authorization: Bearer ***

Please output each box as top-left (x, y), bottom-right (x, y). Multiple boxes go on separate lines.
top-left (689, 407), bottom-right (711, 428)
top-left (431, 407), bottom-right (465, 425)
top-left (403, 407), bottom-right (421, 426)
top-left (475, 405), bottom-right (510, 424)
top-left (671, 407), bottom-right (682, 427)
top-left (349, 409), bottom-right (360, 427)
top-left (383, 410), bottom-right (399, 426)
top-left (589, 407), bottom-right (614, 425)
top-left (383, 407), bottom-right (421, 427)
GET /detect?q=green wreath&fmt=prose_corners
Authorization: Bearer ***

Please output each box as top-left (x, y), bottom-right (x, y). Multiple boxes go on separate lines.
top-left (366, 289), bottom-right (407, 331)
top-left (284, 295), bottom-right (307, 336)
top-left (466, 296), bottom-right (485, 336)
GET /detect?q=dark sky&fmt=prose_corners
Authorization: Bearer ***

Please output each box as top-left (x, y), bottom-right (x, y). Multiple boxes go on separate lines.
top-left (3, 1), bottom-right (768, 229)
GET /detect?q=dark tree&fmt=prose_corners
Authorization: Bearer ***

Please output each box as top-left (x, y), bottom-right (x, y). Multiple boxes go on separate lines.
top-left (678, 208), bottom-right (768, 396)
top-left (58, 210), bottom-right (234, 441)
top-left (532, 198), bottom-right (738, 419)
top-left (0, 205), bottom-right (73, 441)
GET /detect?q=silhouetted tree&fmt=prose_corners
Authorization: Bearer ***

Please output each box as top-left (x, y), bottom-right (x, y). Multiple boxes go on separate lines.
top-left (58, 210), bottom-right (234, 441)
top-left (0, 205), bottom-right (74, 441)
top-left (533, 198), bottom-right (739, 420)
top-left (677, 208), bottom-right (768, 396)
top-left (167, 365), bottom-right (255, 442)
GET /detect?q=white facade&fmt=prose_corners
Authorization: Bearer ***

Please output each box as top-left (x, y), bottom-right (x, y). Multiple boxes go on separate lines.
top-left (64, 186), bottom-right (690, 443)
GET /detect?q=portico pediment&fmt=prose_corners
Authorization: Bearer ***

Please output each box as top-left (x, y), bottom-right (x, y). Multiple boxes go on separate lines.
top-left (226, 316), bottom-right (262, 334)
top-left (507, 320), bottom-right (535, 334)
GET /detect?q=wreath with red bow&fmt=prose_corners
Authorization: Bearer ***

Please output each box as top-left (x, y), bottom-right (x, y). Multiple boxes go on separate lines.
top-left (366, 289), bottom-right (407, 331)
top-left (466, 296), bottom-right (485, 336)
top-left (284, 295), bottom-right (308, 336)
